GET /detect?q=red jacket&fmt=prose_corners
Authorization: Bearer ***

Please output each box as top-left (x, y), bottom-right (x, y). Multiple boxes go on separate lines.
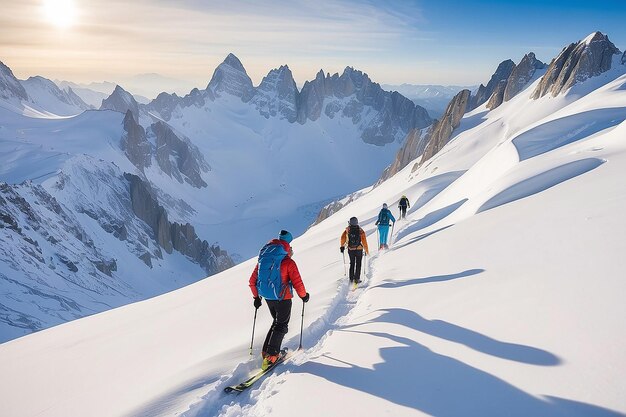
top-left (249, 239), bottom-right (307, 300)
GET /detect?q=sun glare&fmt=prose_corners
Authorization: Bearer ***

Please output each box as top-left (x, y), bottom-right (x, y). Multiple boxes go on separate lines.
top-left (42, 0), bottom-right (77, 29)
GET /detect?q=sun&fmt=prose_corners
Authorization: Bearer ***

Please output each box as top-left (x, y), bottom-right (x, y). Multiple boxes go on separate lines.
top-left (42, 0), bottom-right (77, 29)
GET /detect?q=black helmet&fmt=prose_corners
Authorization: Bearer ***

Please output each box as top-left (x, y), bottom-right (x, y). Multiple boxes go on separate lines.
top-left (349, 217), bottom-right (358, 226)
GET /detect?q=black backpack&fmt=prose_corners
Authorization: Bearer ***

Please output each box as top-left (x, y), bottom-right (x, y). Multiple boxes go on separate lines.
top-left (378, 209), bottom-right (390, 225)
top-left (347, 225), bottom-right (361, 248)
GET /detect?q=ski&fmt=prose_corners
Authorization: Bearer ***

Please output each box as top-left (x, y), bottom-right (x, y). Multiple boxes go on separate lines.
top-left (224, 350), bottom-right (288, 394)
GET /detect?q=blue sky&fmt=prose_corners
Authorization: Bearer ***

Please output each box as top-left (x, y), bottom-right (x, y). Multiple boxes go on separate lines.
top-left (2, 0), bottom-right (624, 94)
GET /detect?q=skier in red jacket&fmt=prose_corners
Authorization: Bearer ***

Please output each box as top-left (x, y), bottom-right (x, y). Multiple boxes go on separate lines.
top-left (249, 230), bottom-right (309, 369)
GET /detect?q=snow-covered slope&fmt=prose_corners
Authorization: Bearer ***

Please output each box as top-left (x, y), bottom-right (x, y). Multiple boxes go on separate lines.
top-left (0, 64), bottom-right (91, 118)
top-left (21, 76), bottom-right (92, 116)
top-left (1, 37), bottom-right (625, 417)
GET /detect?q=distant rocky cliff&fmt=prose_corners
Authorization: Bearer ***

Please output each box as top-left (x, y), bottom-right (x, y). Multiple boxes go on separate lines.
top-left (125, 173), bottom-right (233, 273)
top-left (121, 110), bottom-right (209, 188)
top-left (532, 32), bottom-right (620, 99)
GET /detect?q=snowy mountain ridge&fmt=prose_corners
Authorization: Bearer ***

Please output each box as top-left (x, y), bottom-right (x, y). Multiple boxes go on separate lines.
top-left (145, 54), bottom-right (432, 146)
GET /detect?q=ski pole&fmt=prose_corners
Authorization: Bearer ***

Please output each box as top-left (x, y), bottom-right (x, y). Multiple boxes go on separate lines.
top-left (249, 307), bottom-right (258, 356)
top-left (298, 301), bottom-right (305, 350)
top-left (390, 222), bottom-right (395, 246)
top-left (376, 228), bottom-right (380, 252)
top-left (342, 251), bottom-right (347, 276)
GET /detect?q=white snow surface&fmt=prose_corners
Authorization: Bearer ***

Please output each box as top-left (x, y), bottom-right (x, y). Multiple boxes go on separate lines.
top-left (1, 63), bottom-right (626, 416)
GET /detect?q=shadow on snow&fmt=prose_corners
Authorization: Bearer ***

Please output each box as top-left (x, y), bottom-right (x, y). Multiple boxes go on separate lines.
top-left (294, 308), bottom-right (623, 416)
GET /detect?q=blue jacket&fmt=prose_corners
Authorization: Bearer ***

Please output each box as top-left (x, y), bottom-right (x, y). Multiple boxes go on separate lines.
top-left (375, 208), bottom-right (395, 226)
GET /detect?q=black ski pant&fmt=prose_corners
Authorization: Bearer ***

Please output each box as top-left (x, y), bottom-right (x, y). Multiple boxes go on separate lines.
top-left (399, 206), bottom-right (407, 219)
top-left (262, 299), bottom-right (292, 356)
top-left (348, 249), bottom-right (363, 282)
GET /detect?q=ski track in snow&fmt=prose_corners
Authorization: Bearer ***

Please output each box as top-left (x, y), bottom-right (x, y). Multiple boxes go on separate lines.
top-left (181, 252), bottom-right (382, 417)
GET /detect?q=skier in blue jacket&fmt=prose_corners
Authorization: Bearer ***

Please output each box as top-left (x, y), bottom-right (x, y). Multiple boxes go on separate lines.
top-left (375, 203), bottom-right (395, 250)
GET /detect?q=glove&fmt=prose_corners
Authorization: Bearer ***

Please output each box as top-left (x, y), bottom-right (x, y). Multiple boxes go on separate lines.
top-left (375, 221), bottom-right (379, 225)
top-left (301, 292), bottom-right (310, 303)
top-left (253, 297), bottom-right (262, 309)
top-left (340, 246), bottom-right (345, 253)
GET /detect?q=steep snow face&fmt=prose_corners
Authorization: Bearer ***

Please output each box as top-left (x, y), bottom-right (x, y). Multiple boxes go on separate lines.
top-left (1, 52), bottom-right (625, 417)
top-left (21, 76), bottom-right (91, 116)
top-left (1, 69), bottom-right (91, 118)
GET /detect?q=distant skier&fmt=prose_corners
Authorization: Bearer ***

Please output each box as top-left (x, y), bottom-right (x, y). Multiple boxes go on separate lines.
top-left (249, 230), bottom-right (309, 370)
top-left (398, 195), bottom-right (410, 219)
top-left (375, 203), bottom-right (395, 250)
top-left (340, 217), bottom-right (370, 284)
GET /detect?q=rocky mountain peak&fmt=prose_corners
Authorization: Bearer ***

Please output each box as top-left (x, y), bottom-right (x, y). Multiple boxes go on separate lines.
top-left (532, 31), bottom-right (620, 99)
top-left (471, 59), bottom-right (516, 109)
top-left (100, 85), bottom-right (140, 120)
top-left (420, 89), bottom-right (471, 163)
top-left (206, 53), bottom-right (254, 101)
top-left (297, 66), bottom-right (431, 144)
top-left (487, 52), bottom-right (547, 109)
top-left (223, 53), bottom-right (247, 72)
top-left (252, 64), bottom-right (298, 122)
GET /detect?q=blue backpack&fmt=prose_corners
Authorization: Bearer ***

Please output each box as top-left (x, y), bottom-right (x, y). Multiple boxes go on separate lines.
top-left (378, 209), bottom-right (390, 225)
top-left (256, 242), bottom-right (291, 300)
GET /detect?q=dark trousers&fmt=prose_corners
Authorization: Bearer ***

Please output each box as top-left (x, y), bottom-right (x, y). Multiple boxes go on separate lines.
top-left (348, 249), bottom-right (363, 282)
top-left (262, 299), bottom-right (292, 355)
top-left (399, 206), bottom-right (407, 219)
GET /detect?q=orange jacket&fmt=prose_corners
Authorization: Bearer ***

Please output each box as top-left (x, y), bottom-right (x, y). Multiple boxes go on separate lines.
top-left (249, 239), bottom-right (307, 300)
top-left (340, 226), bottom-right (369, 255)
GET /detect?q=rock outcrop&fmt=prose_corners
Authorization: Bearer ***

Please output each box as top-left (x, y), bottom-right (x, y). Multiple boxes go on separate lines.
top-left (378, 128), bottom-right (429, 182)
top-left (486, 80), bottom-right (509, 110)
top-left (121, 111), bottom-right (208, 187)
top-left (100, 85), bottom-right (140, 120)
top-left (503, 53), bottom-right (546, 102)
top-left (146, 92), bottom-right (181, 121)
top-left (251, 65), bottom-right (298, 122)
top-left (124, 173), bottom-right (233, 274)
top-left (121, 110), bottom-right (152, 171)
top-left (532, 32), bottom-right (620, 99)
top-left (420, 89), bottom-right (471, 163)
top-left (150, 122), bottom-right (208, 188)
top-left (471, 60), bottom-right (515, 109)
